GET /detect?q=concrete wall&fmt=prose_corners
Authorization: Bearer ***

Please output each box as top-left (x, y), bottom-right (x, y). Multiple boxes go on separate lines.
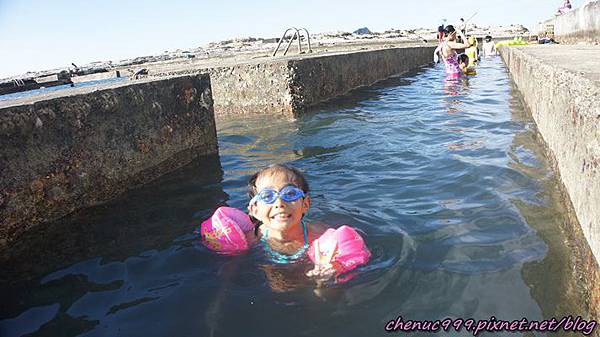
top-left (500, 46), bottom-right (600, 259)
top-left (500, 45), bottom-right (600, 319)
top-left (155, 46), bottom-right (435, 117)
top-left (287, 47), bottom-right (434, 114)
top-left (0, 74), bottom-right (218, 246)
top-left (554, 0), bottom-right (600, 44)
top-left (208, 61), bottom-right (294, 115)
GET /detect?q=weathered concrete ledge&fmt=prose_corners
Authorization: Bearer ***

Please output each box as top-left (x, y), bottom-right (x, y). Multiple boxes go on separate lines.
top-left (500, 45), bottom-right (600, 316)
top-left (286, 47), bottom-right (435, 113)
top-left (0, 74), bottom-right (217, 245)
top-left (208, 61), bottom-right (294, 115)
top-left (155, 46), bottom-right (435, 116)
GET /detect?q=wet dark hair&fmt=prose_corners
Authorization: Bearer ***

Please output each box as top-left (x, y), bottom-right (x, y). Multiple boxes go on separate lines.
top-left (438, 25), bottom-right (445, 33)
top-left (485, 35), bottom-right (492, 42)
top-left (444, 25), bottom-right (455, 34)
top-left (247, 164), bottom-right (310, 234)
top-left (458, 53), bottom-right (469, 65)
top-left (247, 164), bottom-right (309, 199)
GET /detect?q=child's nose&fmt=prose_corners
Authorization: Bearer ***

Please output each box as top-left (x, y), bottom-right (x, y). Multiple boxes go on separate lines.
top-left (273, 196), bottom-right (285, 207)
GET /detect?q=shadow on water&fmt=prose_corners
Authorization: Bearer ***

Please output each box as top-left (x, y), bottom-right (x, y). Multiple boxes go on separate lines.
top-left (0, 154), bottom-right (226, 336)
top-left (507, 83), bottom-right (592, 325)
top-left (0, 154), bottom-right (226, 282)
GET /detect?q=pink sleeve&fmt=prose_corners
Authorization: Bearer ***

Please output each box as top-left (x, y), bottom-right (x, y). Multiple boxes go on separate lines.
top-left (200, 206), bottom-right (254, 253)
top-left (308, 225), bottom-right (371, 274)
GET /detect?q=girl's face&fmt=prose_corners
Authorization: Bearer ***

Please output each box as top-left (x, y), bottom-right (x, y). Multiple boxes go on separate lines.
top-left (448, 31), bottom-right (456, 41)
top-left (249, 173), bottom-right (310, 233)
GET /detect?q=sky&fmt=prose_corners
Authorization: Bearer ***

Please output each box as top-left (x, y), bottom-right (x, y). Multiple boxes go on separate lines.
top-left (0, 0), bottom-right (587, 78)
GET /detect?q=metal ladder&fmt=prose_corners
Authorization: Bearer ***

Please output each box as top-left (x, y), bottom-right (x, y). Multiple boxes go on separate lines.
top-left (273, 27), bottom-right (312, 56)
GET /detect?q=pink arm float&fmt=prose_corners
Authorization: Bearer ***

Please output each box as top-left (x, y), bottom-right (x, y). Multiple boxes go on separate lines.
top-left (307, 225), bottom-right (371, 274)
top-left (200, 206), bottom-right (254, 253)
top-left (201, 207), bottom-right (371, 274)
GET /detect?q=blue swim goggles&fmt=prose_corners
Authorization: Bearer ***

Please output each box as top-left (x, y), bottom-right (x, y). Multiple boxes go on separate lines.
top-left (249, 185), bottom-right (305, 205)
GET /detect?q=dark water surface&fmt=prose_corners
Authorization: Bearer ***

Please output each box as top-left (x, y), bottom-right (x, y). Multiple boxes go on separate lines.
top-left (0, 57), bottom-right (585, 337)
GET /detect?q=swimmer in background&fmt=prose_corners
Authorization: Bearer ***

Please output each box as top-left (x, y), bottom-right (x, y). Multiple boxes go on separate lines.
top-left (433, 25), bottom-right (445, 63)
top-left (458, 54), bottom-right (476, 76)
top-left (437, 24), bottom-right (446, 43)
top-left (438, 25), bottom-right (470, 78)
top-left (556, 0), bottom-right (572, 15)
top-left (464, 36), bottom-right (479, 66)
top-left (482, 35), bottom-right (498, 57)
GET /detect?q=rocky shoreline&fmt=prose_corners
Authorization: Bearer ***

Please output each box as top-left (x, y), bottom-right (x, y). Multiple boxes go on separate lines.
top-left (1, 24), bottom-right (529, 86)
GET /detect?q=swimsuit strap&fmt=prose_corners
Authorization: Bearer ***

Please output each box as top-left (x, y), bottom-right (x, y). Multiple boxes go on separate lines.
top-left (261, 219), bottom-right (309, 264)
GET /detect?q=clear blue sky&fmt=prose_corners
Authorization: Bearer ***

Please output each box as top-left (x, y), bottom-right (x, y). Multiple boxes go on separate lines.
top-left (0, 0), bottom-right (585, 78)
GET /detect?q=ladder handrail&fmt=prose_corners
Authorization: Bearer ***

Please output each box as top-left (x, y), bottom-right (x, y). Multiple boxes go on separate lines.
top-left (273, 27), bottom-right (312, 56)
top-left (273, 27), bottom-right (301, 56)
top-left (298, 27), bottom-right (312, 53)
top-left (283, 31), bottom-right (300, 55)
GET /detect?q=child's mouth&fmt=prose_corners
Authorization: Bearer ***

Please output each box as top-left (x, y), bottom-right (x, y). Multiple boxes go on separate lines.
top-left (271, 213), bottom-right (291, 221)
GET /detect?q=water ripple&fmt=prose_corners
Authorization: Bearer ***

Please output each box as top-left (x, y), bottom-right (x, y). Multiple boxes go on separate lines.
top-left (0, 57), bottom-right (559, 337)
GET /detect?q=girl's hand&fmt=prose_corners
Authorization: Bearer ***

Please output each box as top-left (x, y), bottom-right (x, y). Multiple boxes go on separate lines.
top-left (306, 238), bottom-right (338, 282)
top-left (306, 264), bottom-right (337, 283)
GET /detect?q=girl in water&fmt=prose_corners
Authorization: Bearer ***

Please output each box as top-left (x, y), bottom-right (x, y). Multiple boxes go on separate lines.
top-left (247, 164), bottom-right (323, 262)
top-left (439, 25), bottom-right (470, 78)
top-left (247, 164), bottom-right (370, 280)
top-left (201, 164), bottom-right (371, 282)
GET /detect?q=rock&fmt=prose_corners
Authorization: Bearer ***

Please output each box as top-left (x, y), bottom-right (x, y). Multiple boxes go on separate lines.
top-left (353, 27), bottom-right (372, 35)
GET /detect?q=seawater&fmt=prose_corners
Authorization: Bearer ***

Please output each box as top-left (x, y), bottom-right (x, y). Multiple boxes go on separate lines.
top-left (0, 57), bottom-right (587, 337)
top-left (0, 77), bottom-right (126, 102)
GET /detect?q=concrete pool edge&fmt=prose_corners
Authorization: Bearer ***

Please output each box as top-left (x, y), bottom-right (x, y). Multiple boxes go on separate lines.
top-left (286, 46), bottom-right (436, 116)
top-left (500, 46), bottom-right (600, 319)
top-left (151, 46), bottom-right (436, 117)
top-left (0, 74), bottom-right (218, 246)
